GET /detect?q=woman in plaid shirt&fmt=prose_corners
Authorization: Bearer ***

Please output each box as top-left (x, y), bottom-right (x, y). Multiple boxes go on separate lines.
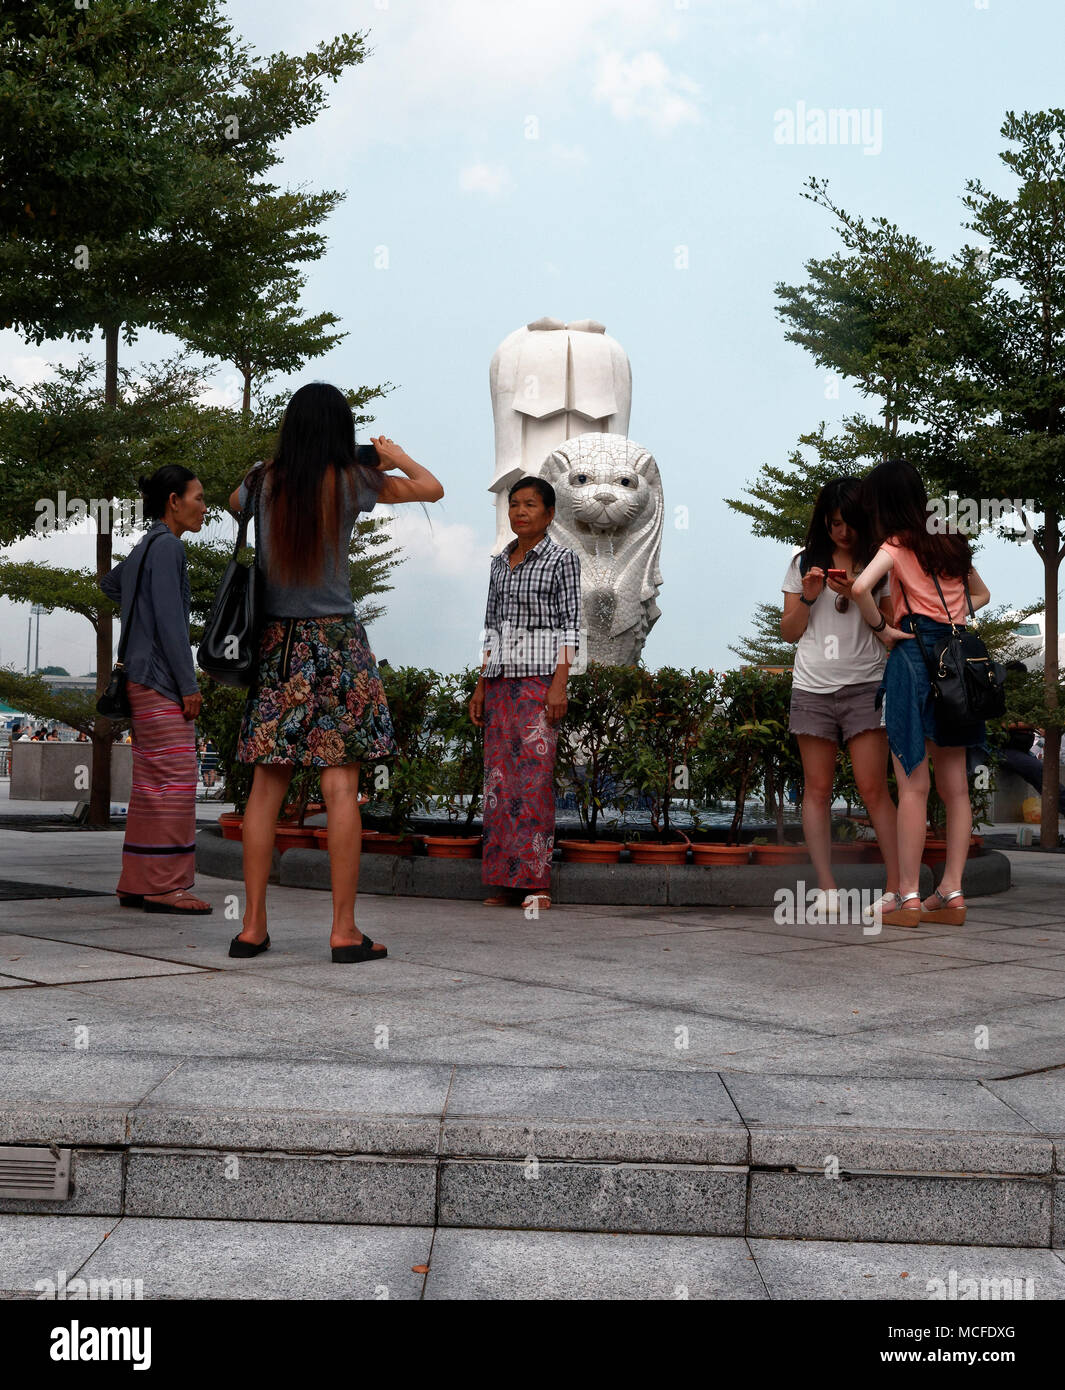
top-left (470, 476), bottom-right (581, 912)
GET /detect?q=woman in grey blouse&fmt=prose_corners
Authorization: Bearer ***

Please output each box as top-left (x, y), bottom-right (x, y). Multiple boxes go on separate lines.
top-left (99, 466), bottom-right (210, 914)
top-left (470, 475), bottom-right (581, 913)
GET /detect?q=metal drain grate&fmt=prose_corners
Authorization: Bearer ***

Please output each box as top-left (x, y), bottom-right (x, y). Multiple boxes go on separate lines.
top-left (0, 1145), bottom-right (71, 1199)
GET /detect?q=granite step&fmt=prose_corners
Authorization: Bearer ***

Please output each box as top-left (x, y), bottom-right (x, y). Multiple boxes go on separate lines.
top-left (1, 1053), bottom-right (1062, 1246)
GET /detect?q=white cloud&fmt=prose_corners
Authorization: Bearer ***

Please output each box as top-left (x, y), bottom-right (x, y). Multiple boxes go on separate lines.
top-left (549, 142), bottom-right (589, 166)
top-left (592, 50), bottom-right (702, 132)
top-left (459, 162), bottom-right (515, 196)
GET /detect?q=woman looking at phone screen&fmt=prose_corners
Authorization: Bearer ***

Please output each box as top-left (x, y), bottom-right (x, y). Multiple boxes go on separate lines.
top-left (780, 477), bottom-right (900, 922)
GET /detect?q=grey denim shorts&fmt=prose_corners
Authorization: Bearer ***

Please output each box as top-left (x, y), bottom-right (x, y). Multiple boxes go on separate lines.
top-left (789, 680), bottom-right (884, 746)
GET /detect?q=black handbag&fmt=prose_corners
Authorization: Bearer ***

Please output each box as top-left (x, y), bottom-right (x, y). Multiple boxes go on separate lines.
top-left (197, 468), bottom-right (265, 687)
top-left (97, 530), bottom-right (165, 718)
top-left (898, 572), bottom-right (1006, 729)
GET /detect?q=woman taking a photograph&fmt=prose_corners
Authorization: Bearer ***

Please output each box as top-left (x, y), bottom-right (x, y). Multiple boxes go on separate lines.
top-left (100, 466), bottom-right (211, 914)
top-left (851, 459), bottom-right (991, 927)
top-left (781, 477), bottom-right (900, 922)
top-left (470, 475), bottom-right (581, 914)
top-left (229, 381), bottom-right (443, 963)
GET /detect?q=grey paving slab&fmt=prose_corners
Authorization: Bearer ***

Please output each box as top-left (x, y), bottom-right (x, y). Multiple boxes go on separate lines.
top-left (880, 935), bottom-right (1065, 964)
top-left (424, 1228), bottom-right (766, 1299)
top-left (749, 1172), bottom-right (1051, 1246)
top-left (723, 1075), bottom-right (1042, 1134)
top-left (0, 1150), bottom-right (123, 1217)
top-left (0, 1053), bottom-right (180, 1144)
top-left (984, 1074), bottom-right (1065, 1137)
top-left (438, 1159), bottom-right (748, 1235)
top-left (515, 1006), bottom-right (824, 1070)
top-left (125, 1149), bottom-right (435, 1225)
top-left (0, 1215), bottom-right (117, 1295)
top-left (442, 1066), bottom-right (745, 1163)
top-left (748, 1125), bottom-right (1051, 1175)
top-left (1056, 1178), bottom-right (1064, 1245)
top-left (129, 1057), bottom-right (452, 1151)
top-left (0, 933), bottom-right (210, 984)
top-left (749, 1238), bottom-right (1065, 1299)
top-left (77, 1217), bottom-right (432, 1299)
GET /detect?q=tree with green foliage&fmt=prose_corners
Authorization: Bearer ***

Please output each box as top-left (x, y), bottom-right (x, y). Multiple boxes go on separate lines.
top-left (0, 1), bottom-right (368, 822)
top-left (727, 110), bottom-right (1065, 846)
top-left (728, 602), bottom-right (795, 668)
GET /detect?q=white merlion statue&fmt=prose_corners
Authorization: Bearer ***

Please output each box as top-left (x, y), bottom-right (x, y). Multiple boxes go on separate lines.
top-left (541, 433), bottom-right (664, 667)
top-left (488, 316), bottom-right (632, 554)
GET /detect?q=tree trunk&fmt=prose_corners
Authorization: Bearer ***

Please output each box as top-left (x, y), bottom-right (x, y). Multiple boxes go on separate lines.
top-left (1041, 511), bottom-right (1061, 850)
top-left (241, 367), bottom-right (252, 421)
top-left (88, 323), bottom-right (120, 829)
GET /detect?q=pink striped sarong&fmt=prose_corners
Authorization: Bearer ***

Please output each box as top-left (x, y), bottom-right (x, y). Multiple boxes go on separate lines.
top-left (117, 682), bottom-right (198, 896)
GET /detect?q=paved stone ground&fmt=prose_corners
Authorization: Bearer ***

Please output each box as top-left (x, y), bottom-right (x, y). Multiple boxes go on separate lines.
top-left (3, 1213), bottom-right (1064, 1300)
top-left (1, 828), bottom-right (1062, 1078)
top-left (2, 821), bottom-right (1064, 1297)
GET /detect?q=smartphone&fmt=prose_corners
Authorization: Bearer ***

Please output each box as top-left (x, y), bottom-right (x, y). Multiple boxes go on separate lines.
top-left (826, 568), bottom-right (847, 582)
top-left (355, 442), bottom-right (383, 469)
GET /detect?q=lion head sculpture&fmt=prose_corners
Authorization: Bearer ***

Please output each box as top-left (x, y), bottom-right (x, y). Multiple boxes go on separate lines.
top-left (540, 433), bottom-right (663, 666)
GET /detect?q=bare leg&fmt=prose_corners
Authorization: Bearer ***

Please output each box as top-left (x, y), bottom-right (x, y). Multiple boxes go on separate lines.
top-left (848, 728), bottom-right (900, 896)
top-left (892, 744), bottom-right (932, 900)
top-left (320, 763), bottom-right (385, 952)
top-left (797, 734), bottom-right (839, 891)
top-left (237, 763), bottom-right (294, 945)
top-left (925, 745), bottom-right (971, 911)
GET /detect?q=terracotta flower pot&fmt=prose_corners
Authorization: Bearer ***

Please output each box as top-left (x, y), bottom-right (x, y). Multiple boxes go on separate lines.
top-left (273, 825), bottom-right (317, 853)
top-left (423, 835), bottom-right (482, 859)
top-left (829, 842), bottom-right (867, 863)
top-left (624, 841), bottom-right (688, 865)
top-left (690, 844), bottom-right (750, 866)
top-left (362, 832), bottom-right (419, 856)
top-left (558, 839), bottom-right (623, 863)
top-left (218, 813), bottom-right (243, 843)
top-left (922, 836), bottom-right (980, 866)
top-left (750, 843), bottom-right (810, 866)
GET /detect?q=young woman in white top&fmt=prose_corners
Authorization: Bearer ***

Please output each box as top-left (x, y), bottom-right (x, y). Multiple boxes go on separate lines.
top-left (780, 477), bottom-right (900, 920)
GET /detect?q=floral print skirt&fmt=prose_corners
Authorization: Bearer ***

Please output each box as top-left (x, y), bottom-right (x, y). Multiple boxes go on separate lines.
top-left (481, 674), bottom-right (558, 892)
top-left (237, 615), bottom-right (396, 766)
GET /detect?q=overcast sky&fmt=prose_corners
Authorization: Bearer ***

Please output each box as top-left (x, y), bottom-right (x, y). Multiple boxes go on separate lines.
top-left (1, 0), bottom-right (1061, 679)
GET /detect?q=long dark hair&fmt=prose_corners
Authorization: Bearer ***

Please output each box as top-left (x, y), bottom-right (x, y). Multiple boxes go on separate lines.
top-left (138, 466), bottom-right (197, 521)
top-left (264, 382), bottom-right (385, 586)
top-left (862, 459), bottom-right (971, 579)
top-left (799, 476), bottom-right (874, 572)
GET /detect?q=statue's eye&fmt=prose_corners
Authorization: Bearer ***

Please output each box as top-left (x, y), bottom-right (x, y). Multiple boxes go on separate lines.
top-left (576, 473), bottom-right (588, 485)
top-left (619, 477), bottom-right (632, 487)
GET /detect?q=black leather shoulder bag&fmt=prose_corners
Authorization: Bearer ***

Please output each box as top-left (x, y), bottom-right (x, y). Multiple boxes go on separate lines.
top-left (197, 468), bottom-right (266, 688)
top-left (897, 572), bottom-right (1006, 729)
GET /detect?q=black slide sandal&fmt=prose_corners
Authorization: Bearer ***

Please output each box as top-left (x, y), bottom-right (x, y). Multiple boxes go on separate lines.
top-left (331, 933), bottom-right (387, 964)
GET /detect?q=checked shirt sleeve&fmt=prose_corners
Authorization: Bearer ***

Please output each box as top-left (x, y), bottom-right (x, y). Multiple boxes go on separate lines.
top-left (554, 547), bottom-right (582, 666)
top-left (481, 558), bottom-right (503, 675)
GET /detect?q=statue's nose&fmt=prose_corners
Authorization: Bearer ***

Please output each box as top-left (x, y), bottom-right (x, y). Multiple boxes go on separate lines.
top-left (594, 490), bottom-right (615, 504)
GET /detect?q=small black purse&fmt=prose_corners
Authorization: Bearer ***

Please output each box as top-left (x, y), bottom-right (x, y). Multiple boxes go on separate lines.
top-left (97, 531), bottom-right (165, 718)
top-left (899, 573), bottom-right (1006, 730)
top-left (197, 468), bottom-right (265, 688)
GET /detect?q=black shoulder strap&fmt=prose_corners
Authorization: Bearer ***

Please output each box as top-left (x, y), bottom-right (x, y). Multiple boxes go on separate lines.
top-left (930, 570), bottom-right (974, 629)
top-left (117, 529), bottom-right (165, 663)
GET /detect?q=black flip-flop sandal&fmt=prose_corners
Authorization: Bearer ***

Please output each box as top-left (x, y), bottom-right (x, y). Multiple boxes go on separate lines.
top-left (331, 933), bottom-right (388, 964)
top-left (143, 891), bottom-right (213, 915)
top-left (229, 932), bottom-right (270, 958)
top-left (118, 894), bottom-right (144, 909)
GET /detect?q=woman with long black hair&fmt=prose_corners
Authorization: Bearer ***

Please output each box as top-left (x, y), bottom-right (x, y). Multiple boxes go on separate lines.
top-left (852, 460), bottom-right (991, 927)
top-left (100, 466), bottom-right (211, 914)
top-left (780, 477), bottom-right (900, 921)
top-left (228, 382), bottom-right (443, 962)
